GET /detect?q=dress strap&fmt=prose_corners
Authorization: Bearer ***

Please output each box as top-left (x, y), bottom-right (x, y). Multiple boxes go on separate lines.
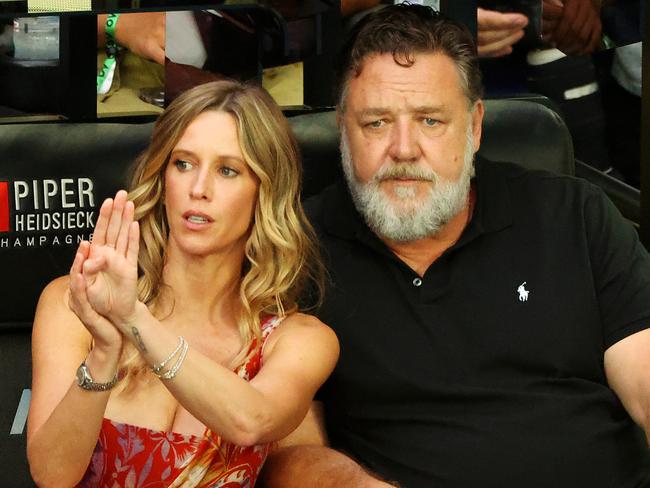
top-left (260, 315), bottom-right (286, 360)
top-left (261, 315), bottom-right (285, 340)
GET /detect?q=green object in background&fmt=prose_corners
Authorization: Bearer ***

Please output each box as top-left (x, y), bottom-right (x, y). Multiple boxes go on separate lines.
top-left (602, 34), bottom-right (616, 50)
top-left (97, 13), bottom-right (121, 94)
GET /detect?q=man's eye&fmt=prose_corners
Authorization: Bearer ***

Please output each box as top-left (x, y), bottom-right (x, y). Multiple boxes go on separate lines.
top-left (368, 119), bottom-right (385, 129)
top-left (174, 160), bottom-right (193, 171)
top-left (219, 167), bottom-right (238, 177)
top-left (423, 118), bottom-right (439, 127)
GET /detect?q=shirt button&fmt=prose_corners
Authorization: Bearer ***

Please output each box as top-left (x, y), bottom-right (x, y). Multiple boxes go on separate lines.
top-left (412, 277), bottom-right (422, 287)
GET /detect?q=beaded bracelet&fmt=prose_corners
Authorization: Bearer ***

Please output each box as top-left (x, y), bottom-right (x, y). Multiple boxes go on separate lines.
top-left (159, 340), bottom-right (189, 380)
top-left (151, 336), bottom-right (185, 375)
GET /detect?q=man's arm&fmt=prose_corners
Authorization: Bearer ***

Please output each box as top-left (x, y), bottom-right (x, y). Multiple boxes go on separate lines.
top-left (259, 402), bottom-right (397, 488)
top-left (477, 8), bottom-right (529, 58)
top-left (97, 13), bottom-right (165, 65)
top-left (542, 0), bottom-right (602, 55)
top-left (585, 185), bottom-right (650, 443)
top-left (604, 328), bottom-right (650, 443)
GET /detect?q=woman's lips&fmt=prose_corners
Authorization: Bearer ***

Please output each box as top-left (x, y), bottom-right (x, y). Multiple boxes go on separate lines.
top-left (182, 211), bottom-right (213, 230)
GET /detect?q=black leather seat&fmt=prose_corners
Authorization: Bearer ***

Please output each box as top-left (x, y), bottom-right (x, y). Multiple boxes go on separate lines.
top-left (0, 98), bottom-right (574, 487)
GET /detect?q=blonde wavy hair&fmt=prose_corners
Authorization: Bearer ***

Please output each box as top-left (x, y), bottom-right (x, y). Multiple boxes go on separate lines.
top-left (116, 80), bottom-right (324, 390)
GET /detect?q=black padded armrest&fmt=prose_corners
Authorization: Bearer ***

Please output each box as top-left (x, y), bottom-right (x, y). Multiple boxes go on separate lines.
top-left (575, 160), bottom-right (640, 224)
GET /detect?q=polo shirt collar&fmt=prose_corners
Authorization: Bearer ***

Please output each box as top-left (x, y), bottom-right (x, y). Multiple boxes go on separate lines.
top-left (322, 156), bottom-right (513, 248)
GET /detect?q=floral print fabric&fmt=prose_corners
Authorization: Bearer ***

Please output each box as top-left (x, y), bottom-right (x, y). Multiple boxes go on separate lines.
top-left (78, 420), bottom-right (203, 488)
top-left (77, 316), bottom-right (283, 488)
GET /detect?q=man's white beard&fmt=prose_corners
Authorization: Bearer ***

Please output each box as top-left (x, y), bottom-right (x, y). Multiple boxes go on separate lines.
top-left (340, 122), bottom-right (476, 242)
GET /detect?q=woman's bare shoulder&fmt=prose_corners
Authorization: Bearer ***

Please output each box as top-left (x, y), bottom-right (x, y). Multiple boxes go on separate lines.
top-left (34, 275), bottom-right (71, 315)
top-left (282, 312), bottom-right (327, 327)
top-left (40, 274), bottom-right (70, 299)
top-left (274, 312), bottom-right (335, 336)
top-left (265, 312), bottom-right (338, 358)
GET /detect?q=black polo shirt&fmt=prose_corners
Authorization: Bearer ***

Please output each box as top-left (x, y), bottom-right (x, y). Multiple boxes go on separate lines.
top-left (307, 158), bottom-right (650, 488)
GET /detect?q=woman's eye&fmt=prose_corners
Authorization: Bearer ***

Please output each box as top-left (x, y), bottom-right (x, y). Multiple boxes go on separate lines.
top-left (219, 167), bottom-right (238, 177)
top-left (174, 160), bottom-right (193, 171)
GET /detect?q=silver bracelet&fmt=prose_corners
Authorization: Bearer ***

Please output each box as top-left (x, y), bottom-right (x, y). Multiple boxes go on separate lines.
top-left (159, 339), bottom-right (189, 380)
top-left (151, 336), bottom-right (185, 375)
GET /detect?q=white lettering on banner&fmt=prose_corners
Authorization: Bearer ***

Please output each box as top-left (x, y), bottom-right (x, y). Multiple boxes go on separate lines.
top-left (2, 177), bottom-right (97, 250)
top-left (15, 214), bottom-right (24, 231)
top-left (32, 180), bottom-right (40, 210)
top-left (13, 211), bottom-right (95, 232)
top-left (13, 181), bottom-right (28, 211)
top-left (43, 179), bottom-right (58, 209)
top-left (13, 178), bottom-right (96, 211)
top-left (79, 178), bottom-right (94, 208)
top-left (61, 178), bottom-right (74, 208)
top-left (1, 234), bottom-right (93, 249)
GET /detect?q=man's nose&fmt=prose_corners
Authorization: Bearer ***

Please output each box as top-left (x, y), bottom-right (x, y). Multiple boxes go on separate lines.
top-left (388, 121), bottom-right (421, 162)
top-left (190, 167), bottom-right (211, 200)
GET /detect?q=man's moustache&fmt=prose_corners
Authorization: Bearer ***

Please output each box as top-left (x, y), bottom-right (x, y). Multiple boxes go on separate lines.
top-left (375, 166), bottom-right (437, 182)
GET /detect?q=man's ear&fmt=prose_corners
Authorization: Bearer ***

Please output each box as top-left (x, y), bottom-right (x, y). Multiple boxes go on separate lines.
top-left (335, 108), bottom-right (343, 129)
top-left (471, 100), bottom-right (484, 153)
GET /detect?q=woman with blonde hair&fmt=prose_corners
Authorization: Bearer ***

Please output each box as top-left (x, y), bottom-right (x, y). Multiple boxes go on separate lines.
top-left (27, 80), bottom-right (339, 487)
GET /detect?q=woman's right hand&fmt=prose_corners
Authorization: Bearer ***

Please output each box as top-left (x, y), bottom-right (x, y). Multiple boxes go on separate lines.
top-left (68, 240), bottom-right (122, 354)
top-left (82, 190), bottom-right (140, 330)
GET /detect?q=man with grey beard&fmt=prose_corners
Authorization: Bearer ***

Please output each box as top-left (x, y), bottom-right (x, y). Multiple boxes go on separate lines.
top-left (339, 121), bottom-right (476, 243)
top-left (260, 4), bottom-right (650, 488)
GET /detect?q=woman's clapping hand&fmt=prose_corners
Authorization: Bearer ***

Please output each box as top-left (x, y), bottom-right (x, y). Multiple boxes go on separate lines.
top-left (68, 190), bottom-right (140, 342)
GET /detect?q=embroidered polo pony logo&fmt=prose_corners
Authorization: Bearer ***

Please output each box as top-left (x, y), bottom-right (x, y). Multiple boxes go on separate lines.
top-left (517, 282), bottom-right (530, 302)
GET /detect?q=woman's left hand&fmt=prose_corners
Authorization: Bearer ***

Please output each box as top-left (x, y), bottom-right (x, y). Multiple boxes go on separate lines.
top-left (83, 190), bottom-right (140, 331)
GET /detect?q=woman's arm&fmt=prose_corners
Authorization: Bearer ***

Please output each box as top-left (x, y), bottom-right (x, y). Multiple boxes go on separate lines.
top-left (27, 273), bottom-right (122, 487)
top-left (27, 196), bottom-right (131, 487)
top-left (119, 305), bottom-right (339, 446)
top-left (260, 403), bottom-right (396, 488)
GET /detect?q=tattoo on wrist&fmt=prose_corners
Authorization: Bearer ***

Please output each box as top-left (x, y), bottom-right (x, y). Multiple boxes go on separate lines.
top-left (131, 327), bottom-right (147, 353)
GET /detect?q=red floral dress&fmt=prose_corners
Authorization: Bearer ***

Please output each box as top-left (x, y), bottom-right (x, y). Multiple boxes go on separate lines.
top-left (77, 316), bottom-right (283, 488)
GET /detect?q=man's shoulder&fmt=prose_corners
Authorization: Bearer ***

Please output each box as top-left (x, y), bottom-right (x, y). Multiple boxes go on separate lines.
top-left (479, 157), bottom-right (575, 183)
top-left (479, 157), bottom-right (598, 202)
